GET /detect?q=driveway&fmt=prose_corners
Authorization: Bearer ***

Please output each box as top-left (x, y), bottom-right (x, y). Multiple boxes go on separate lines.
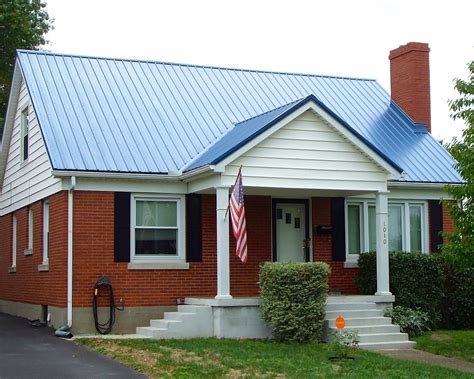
top-left (0, 313), bottom-right (144, 378)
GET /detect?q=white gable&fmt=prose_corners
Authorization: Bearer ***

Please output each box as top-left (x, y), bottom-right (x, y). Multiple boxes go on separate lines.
top-left (222, 110), bottom-right (390, 192)
top-left (0, 76), bottom-right (62, 215)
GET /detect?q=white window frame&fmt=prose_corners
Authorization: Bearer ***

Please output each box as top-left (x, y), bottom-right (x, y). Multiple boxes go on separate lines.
top-left (26, 207), bottom-right (34, 254)
top-left (345, 202), bottom-right (363, 263)
top-left (345, 199), bottom-right (429, 262)
top-left (12, 213), bottom-right (17, 268)
top-left (130, 194), bottom-right (186, 264)
top-left (43, 200), bottom-right (49, 265)
top-left (20, 107), bottom-right (29, 162)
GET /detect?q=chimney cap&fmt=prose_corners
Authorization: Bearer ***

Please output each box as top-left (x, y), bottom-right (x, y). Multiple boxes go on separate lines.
top-left (389, 42), bottom-right (430, 60)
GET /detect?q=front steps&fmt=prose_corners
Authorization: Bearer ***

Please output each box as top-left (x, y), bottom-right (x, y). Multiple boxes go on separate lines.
top-left (136, 305), bottom-right (213, 339)
top-left (325, 301), bottom-right (415, 350)
top-left (135, 296), bottom-right (414, 351)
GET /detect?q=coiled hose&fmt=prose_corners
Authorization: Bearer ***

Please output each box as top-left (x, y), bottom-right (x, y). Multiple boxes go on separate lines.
top-left (92, 276), bottom-right (123, 334)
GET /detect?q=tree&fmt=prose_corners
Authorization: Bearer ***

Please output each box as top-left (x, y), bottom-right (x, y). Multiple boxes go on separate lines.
top-left (0, 0), bottom-right (53, 133)
top-left (442, 61), bottom-right (474, 268)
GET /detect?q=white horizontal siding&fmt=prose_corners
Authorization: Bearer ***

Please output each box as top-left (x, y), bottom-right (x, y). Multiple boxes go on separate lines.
top-left (222, 110), bottom-right (388, 191)
top-left (0, 78), bottom-right (62, 215)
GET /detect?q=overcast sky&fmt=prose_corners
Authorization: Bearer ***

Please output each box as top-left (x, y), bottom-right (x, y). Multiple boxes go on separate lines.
top-left (44, 0), bottom-right (473, 142)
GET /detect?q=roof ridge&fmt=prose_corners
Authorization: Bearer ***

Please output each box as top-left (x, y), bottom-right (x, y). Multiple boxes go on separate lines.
top-left (16, 49), bottom-right (377, 82)
top-left (234, 98), bottom-right (305, 126)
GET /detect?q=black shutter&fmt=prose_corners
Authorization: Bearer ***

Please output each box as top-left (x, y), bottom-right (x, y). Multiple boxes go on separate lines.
top-left (331, 197), bottom-right (346, 262)
top-left (114, 192), bottom-right (131, 262)
top-left (186, 194), bottom-right (202, 262)
top-left (429, 200), bottom-right (443, 253)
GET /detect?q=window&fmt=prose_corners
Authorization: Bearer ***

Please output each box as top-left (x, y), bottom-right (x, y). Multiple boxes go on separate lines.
top-left (12, 214), bottom-right (17, 268)
top-left (21, 108), bottom-right (29, 161)
top-left (43, 200), bottom-right (49, 264)
top-left (131, 195), bottom-right (185, 262)
top-left (345, 200), bottom-right (427, 260)
top-left (27, 207), bottom-right (34, 252)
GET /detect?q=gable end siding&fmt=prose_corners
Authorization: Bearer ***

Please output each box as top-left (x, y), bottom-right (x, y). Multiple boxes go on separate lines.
top-left (0, 78), bottom-right (62, 215)
top-left (222, 111), bottom-right (389, 191)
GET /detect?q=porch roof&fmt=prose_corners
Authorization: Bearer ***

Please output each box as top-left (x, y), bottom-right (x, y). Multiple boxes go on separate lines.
top-left (184, 95), bottom-right (403, 174)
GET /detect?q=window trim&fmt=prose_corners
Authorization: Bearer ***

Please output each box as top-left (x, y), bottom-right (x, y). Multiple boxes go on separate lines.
top-left (20, 107), bottom-right (29, 162)
top-left (42, 200), bottom-right (49, 265)
top-left (130, 194), bottom-right (186, 264)
top-left (344, 199), bottom-right (429, 262)
top-left (12, 213), bottom-right (17, 268)
top-left (28, 207), bottom-right (34, 250)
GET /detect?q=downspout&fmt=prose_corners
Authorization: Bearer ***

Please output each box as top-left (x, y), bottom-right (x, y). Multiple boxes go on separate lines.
top-left (67, 176), bottom-right (76, 327)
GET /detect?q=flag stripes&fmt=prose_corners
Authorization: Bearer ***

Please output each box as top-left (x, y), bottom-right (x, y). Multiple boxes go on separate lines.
top-left (230, 170), bottom-right (248, 263)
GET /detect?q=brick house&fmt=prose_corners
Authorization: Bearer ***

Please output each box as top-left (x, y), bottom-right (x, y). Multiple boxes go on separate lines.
top-left (0, 42), bottom-right (461, 337)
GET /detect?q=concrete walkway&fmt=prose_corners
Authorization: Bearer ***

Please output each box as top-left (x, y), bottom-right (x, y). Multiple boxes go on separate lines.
top-left (380, 349), bottom-right (474, 374)
top-left (0, 312), bottom-right (145, 378)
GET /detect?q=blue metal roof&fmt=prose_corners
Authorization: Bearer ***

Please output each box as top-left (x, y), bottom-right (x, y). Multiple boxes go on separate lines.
top-left (185, 95), bottom-right (404, 173)
top-left (17, 50), bottom-right (462, 183)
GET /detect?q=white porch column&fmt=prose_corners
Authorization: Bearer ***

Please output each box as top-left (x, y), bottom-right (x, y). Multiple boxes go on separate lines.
top-left (215, 185), bottom-right (232, 300)
top-left (375, 191), bottom-right (392, 296)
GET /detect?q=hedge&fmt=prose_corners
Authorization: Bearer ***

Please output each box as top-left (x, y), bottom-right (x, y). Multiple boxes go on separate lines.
top-left (355, 252), bottom-right (444, 324)
top-left (259, 262), bottom-right (329, 343)
top-left (442, 267), bottom-right (474, 329)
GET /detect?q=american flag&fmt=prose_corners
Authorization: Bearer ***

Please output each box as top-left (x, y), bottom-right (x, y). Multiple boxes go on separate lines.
top-left (230, 170), bottom-right (248, 263)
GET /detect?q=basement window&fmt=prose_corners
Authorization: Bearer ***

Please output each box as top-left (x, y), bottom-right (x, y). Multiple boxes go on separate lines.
top-left (20, 107), bottom-right (29, 162)
top-left (130, 195), bottom-right (185, 263)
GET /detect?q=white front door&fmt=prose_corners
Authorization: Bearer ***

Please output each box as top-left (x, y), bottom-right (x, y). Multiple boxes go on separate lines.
top-left (274, 201), bottom-right (309, 262)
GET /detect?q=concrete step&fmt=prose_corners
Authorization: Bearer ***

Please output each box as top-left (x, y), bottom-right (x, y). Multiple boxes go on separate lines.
top-left (329, 324), bottom-right (400, 334)
top-left (326, 317), bottom-right (392, 327)
top-left (358, 340), bottom-right (416, 351)
top-left (136, 326), bottom-right (167, 338)
top-left (358, 332), bottom-right (410, 343)
top-left (150, 319), bottom-right (182, 328)
top-left (326, 309), bottom-right (384, 319)
top-left (326, 302), bottom-right (378, 311)
top-left (163, 311), bottom-right (196, 321)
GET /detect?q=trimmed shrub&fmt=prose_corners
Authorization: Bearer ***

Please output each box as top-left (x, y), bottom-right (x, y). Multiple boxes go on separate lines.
top-left (442, 267), bottom-right (474, 329)
top-left (356, 252), bottom-right (444, 324)
top-left (384, 306), bottom-right (431, 337)
top-left (259, 262), bottom-right (329, 343)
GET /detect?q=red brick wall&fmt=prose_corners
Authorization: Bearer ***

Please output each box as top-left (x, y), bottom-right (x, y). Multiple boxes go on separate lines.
top-left (72, 192), bottom-right (272, 307)
top-left (0, 191), bottom-right (68, 307)
top-left (312, 197), bottom-right (358, 294)
top-left (442, 204), bottom-right (455, 239)
top-left (389, 42), bottom-right (431, 132)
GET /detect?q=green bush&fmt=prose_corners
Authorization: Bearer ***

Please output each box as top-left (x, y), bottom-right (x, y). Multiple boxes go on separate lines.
top-left (384, 306), bottom-right (431, 337)
top-left (259, 262), bottom-right (329, 343)
top-left (442, 267), bottom-right (474, 329)
top-left (356, 252), bottom-right (444, 324)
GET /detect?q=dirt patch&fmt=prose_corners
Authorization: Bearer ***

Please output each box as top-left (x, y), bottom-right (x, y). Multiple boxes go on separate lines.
top-left (429, 333), bottom-right (452, 342)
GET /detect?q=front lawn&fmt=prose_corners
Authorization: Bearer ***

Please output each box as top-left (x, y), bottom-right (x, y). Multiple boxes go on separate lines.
top-left (77, 338), bottom-right (470, 378)
top-left (413, 330), bottom-right (474, 363)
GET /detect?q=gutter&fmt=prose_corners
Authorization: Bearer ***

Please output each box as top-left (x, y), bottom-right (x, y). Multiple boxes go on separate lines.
top-left (67, 176), bottom-right (76, 327)
top-left (52, 165), bottom-right (214, 182)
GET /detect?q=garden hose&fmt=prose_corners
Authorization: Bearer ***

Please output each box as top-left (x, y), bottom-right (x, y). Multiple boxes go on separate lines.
top-left (92, 276), bottom-right (124, 334)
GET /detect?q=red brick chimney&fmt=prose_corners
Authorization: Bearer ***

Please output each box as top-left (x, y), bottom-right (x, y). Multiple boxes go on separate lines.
top-left (389, 42), bottom-right (431, 133)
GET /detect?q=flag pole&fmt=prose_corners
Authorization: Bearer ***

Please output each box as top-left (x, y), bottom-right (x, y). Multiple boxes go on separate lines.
top-left (224, 165), bottom-right (243, 220)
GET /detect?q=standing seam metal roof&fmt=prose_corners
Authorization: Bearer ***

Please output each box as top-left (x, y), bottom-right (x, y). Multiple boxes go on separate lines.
top-left (16, 50), bottom-right (462, 183)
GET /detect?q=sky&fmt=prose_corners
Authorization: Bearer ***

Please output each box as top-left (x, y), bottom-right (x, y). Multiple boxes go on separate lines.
top-left (44, 0), bottom-right (473, 142)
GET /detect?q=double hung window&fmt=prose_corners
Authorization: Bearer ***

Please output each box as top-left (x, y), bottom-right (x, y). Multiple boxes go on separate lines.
top-left (346, 200), bottom-right (427, 261)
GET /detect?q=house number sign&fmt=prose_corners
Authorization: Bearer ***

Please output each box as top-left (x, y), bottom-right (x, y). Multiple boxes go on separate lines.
top-left (382, 221), bottom-right (387, 245)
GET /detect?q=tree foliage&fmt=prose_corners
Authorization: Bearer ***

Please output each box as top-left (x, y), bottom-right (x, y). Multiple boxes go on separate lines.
top-left (443, 61), bottom-right (474, 268)
top-left (0, 0), bottom-right (53, 130)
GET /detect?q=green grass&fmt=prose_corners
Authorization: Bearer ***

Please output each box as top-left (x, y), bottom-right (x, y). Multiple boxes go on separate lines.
top-left (413, 330), bottom-right (474, 363)
top-left (77, 338), bottom-right (471, 378)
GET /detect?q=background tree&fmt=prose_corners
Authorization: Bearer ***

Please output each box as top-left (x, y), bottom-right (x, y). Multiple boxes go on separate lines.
top-left (443, 61), bottom-right (474, 267)
top-left (0, 0), bottom-right (53, 134)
